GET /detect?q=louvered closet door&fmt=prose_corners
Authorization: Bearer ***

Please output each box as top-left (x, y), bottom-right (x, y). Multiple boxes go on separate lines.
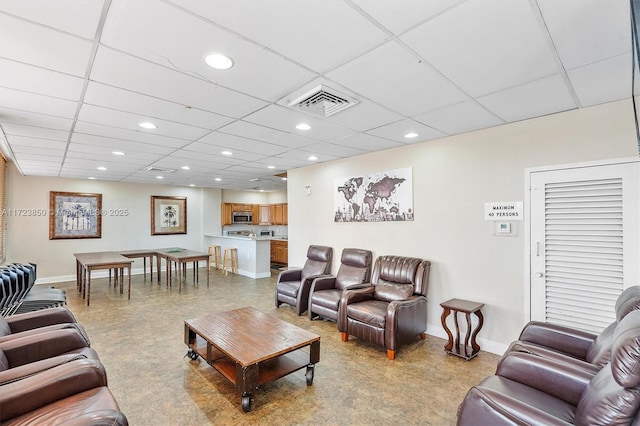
top-left (530, 161), bottom-right (640, 334)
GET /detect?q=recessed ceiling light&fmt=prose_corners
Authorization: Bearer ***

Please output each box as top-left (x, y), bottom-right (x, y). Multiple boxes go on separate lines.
top-left (112, 151), bottom-right (125, 156)
top-left (205, 53), bottom-right (234, 70)
top-left (404, 132), bottom-right (419, 139)
top-left (139, 121), bottom-right (157, 129)
top-left (189, 184), bottom-right (195, 187)
top-left (259, 189), bottom-right (264, 192)
top-left (296, 123), bottom-right (311, 131)
top-left (282, 177), bottom-right (287, 181)
top-left (221, 150), bottom-right (233, 156)
top-left (267, 165), bottom-right (275, 169)
top-left (97, 166), bottom-right (107, 171)
top-left (181, 166), bottom-right (190, 170)
top-left (88, 177), bottom-right (96, 180)
top-left (307, 155), bottom-right (318, 161)
top-left (214, 177), bottom-right (222, 182)
top-left (156, 176), bottom-right (163, 179)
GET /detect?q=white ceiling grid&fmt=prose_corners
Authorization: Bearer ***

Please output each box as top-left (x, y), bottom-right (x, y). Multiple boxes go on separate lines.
top-left (0, 0), bottom-right (633, 191)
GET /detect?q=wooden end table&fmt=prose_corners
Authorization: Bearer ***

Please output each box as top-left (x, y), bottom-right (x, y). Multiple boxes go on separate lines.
top-left (440, 298), bottom-right (484, 360)
top-left (184, 307), bottom-right (320, 412)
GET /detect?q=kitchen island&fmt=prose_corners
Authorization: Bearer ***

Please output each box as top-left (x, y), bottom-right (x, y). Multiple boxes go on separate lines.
top-left (206, 235), bottom-right (274, 279)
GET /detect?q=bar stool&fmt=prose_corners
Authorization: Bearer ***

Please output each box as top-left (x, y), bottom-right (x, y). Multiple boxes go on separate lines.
top-left (208, 245), bottom-right (221, 270)
top-left (222, 248), bottom-right (238, 276)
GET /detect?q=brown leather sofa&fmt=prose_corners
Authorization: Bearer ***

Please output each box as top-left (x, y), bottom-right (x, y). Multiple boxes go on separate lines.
top-left (338, 255), bottom-right (431, 360)
top-left (0, 328), bottom-right (97, 385)
top-left (0, 306), bottom-right (90, 345)
top-left (0, 358), bottom-right (128, 425)
top-left (502, 285), bottom-right (640, 371)
top-left (308, 248), bottom-right (372, 321)
top-left (457, 309), bottom-right (640, 425)
top-left (275, 245), bottom-right (333, 315)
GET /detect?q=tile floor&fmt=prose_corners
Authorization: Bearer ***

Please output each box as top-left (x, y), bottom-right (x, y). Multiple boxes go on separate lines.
top-left (54, 265), bottom-right (500, 425)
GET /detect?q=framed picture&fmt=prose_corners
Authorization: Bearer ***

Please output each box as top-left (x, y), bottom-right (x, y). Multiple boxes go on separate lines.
top-left (151, 196), bottom-right (187, 235)
top-left (49, 191), bottom-right (102, 239)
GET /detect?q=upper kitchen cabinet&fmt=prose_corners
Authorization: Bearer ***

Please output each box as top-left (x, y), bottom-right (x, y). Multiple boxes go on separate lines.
top-left (221, 203), bottom-right (233, 226)
top-left (270, 203), bottom-right (288, 225)
top-left (232, 203), bottom-right (252, 213)
top-left (259, 205), bottom-right (271, 225)
top-left (251, 204), bottom-right (260, 225)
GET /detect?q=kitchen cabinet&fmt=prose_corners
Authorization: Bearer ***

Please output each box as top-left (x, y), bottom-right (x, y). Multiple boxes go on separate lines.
top-left (251, 204), bottom-right (260, 225)
top-left (232, 203), bottom-right (252, 213)
top-left (270, 240), bottom-right (288, 265)
top-left (270, 203), bottom-right (288, 225)
top-left (259, 205), bottom-right (271, 225)
top-left (221, 203), bottom-right (233, 226)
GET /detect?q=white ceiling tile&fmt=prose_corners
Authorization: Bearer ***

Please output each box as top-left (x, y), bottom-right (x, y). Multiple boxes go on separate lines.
top-left (353, 0), bottom-right (461, 34)
top-left (568, 53), bottom-right (632, 108)
top-left (0, 0), bottom-right (103, 39)
top-left (197, 133), bottom-right (289, 156)
top-left (0, 14), bottom-right (93, 76)
top-left (2, 123), bottom-right (69, 141)
top-left (0, 87), bottom-right (78, 118)
top-left (327, 41), bottom-right (466, 116)
top-left (90, 47), bottom-right (268, 118)
top-left (77, 104), bottom-right (209, 140)
top-left (242, 105), bottom-right (356, 141)
top-left (171, 0), bottom-right (389, 72)
top-left (183, 142), bottom-right (265, 162)
top-left (3, 135), bottom-right (68, 150)
top-left (478, 74), bottom-right (577, 123)
top-left (14, 152), bottom-right (64, 161)
top-left (0, 108), bottom-right (73, 131)
top-left (216, 121), bottom-right (316, 149)
top-left (101, 0), bottom-right (316, 102)
top-left (66, 145), bottom-right (160, 164)
top-left (366, 119), bottom-right (446, 143)
top-left (401, 0), bottom-right (559, 97)
top-left (83, 82), bottom-right (234, 130)
top-left (11, 145), bottom-right (65, 158)
top-left (300, 142), bottom-right (368, 158)
top-left (277, 149), bottom-right (341, 164)
top-left (73, 121), bottom-right (192, 149)
top-left (322, 98), bottom-right (404, 132)
top-left (70, 133), bottom-right (176, 155)
top-left (0, 59), bottom-right (85, 100)
top-left (537, 0), bottom-right (631, 70)
top-left (332, 133), bottom-right (403, 152)
top-left (413, 101), bottom-right (504, 135)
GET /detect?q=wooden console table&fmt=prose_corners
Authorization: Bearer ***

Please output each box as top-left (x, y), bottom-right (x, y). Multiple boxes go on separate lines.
top-left (440, 298), bottom-right (484, 360)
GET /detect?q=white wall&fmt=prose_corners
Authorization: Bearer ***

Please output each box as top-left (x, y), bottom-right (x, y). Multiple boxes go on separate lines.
top-left (287, 99), bottom-right (639, 354)
top-left (5, 169), bottom-right (222, 281)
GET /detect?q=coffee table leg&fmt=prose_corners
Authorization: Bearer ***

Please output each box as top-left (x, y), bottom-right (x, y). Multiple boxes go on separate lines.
top-left (236, 363), bottom-right (258, 412)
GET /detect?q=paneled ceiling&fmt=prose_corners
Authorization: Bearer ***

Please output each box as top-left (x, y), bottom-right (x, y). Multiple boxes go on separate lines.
top-left (0, 0), bottom-right (633, 191)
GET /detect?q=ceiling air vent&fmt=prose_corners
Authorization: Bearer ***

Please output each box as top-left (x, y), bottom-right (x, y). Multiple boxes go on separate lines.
top-left (144, 166), bottom-right (176, 173)
top-left (287, 85), bottom-right (358, 117)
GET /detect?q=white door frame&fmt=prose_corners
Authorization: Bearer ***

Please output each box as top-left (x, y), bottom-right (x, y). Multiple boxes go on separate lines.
top-left (523, 156), bottom-right (640, 323)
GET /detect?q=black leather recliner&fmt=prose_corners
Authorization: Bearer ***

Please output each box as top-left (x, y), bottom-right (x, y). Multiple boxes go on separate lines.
top-left (275, 245), bottom-right (333, 315)
top-left (308, 248), bottom-right (372, 322)
top-left (338, 255), bottom-right (431, 360)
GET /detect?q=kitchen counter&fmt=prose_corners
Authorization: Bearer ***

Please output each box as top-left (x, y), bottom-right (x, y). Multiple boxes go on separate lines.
top-left (205, 235), bottom-right (274, 279)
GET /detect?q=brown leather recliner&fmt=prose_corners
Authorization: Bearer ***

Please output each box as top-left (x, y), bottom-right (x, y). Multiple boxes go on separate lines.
top-left (308, 248), bottom-right (372, 321)
top-left (0, 358), bottom-right (128, 425)
top-left (0, 328), bottom-right (97, 385)
top-left (502, 285), bottom-right (640, 371)
top-left (275, 245), bottom-right (333, 315)
top-left (338, 255), bottom-right (431, 360)
top-left (456, 309), bottom-right (640, 425)
top-left (0, 307), bottom-right (90, 345)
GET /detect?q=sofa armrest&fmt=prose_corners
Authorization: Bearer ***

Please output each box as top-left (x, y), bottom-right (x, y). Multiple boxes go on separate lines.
top-left (500, 341), bottom-right (602, 375)
top-left (309, 275), bottom-right (337, 293)
top-left (0, 358), bottom-right (107, 422)
top-left (496, 352), bottom-right (593, 406)
top-left (337, 286), bottom-right (374, 332)
top-left (518, 321), bottom-right (597, 360)
top-left (277, 268), bottom-right (302, 283)
top-left (0, 329), bottom-right (90, 368)
top-left (0, 348), bottom-right (97, 385)
top-left (6, 307), bottom-right (77, 333)
top-left (457, 382), bottom-right (572, 426)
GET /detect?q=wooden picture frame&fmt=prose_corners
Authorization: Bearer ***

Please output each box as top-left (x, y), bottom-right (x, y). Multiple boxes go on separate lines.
top-left (151, 196), bottom-right (187, 235)
top-left (49, 191), bottom-right (102, 239)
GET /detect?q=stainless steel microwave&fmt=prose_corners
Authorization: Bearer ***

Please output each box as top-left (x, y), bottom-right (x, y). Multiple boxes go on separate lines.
top-left (232, 212), bottom-right (253, 224)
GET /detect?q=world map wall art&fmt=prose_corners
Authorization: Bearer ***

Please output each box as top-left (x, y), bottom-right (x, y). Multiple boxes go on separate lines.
top-left (334, 168), bottom-right (413, 222)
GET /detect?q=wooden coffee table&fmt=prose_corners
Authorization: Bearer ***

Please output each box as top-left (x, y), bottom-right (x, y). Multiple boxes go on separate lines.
top-left (184, 306), bottom-right (320, 412)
